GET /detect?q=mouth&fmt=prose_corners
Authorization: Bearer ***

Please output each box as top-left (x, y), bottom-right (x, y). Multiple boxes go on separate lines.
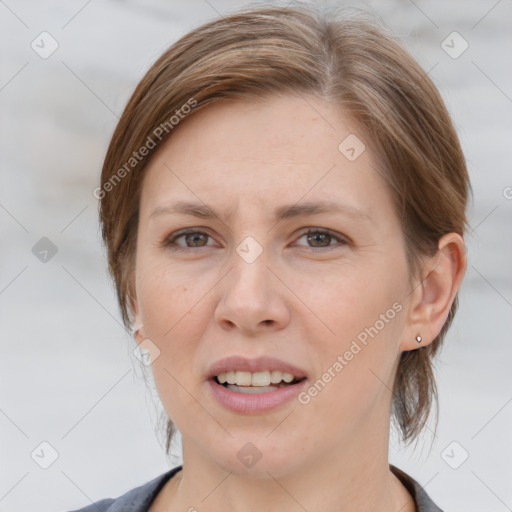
top-left (208, 374), bottom-right (308, 413)
top-left (206, 357), bottom-right (308, 413)
top-left (213, 370), bottom-right (306, 394)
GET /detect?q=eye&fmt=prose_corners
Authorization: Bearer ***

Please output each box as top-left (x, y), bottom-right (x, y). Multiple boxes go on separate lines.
top-left (163, 227), bottom-right (349, 253)
top-left (295, 228), bottom-right (349, 250)
top-left (164, 229), bottom-right (216, 251)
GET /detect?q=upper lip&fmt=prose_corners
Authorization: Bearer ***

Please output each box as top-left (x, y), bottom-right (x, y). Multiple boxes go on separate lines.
top-left (207, 356), bottom-right (308, 380)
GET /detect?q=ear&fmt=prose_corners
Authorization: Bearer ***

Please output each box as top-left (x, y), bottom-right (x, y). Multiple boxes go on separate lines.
top-left (401, 233), bottom-right (467, 351)
top-left (129, 284), bottom-right (146, 346)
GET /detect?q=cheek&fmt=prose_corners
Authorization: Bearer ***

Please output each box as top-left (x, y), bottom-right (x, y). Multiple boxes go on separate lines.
top-left (295, 261), bottom-right (403, 343)
top-left (141, 268), bottom-right (208, 421)
top-left (299, 259), bottom-right (406, 394)
top-left (137, 257), bottom-right (205, 336)
top-left (136, 259), bottom-right (217, 381)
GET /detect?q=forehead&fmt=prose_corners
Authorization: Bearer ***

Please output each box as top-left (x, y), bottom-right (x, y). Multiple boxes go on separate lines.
top-left (139, 94), bottom-right (392, 222)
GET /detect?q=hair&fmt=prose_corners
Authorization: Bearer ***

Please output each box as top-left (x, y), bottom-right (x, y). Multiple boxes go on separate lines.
top-left (98, 2), bottom-right (471, 453)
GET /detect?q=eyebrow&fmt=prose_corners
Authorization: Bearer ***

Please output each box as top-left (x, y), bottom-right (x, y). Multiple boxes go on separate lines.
top-left (149, 200), bottom-right (371, 223)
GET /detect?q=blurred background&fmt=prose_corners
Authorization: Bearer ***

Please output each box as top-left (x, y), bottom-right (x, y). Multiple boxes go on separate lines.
top-left (1, 1), bottom-right (511, 511)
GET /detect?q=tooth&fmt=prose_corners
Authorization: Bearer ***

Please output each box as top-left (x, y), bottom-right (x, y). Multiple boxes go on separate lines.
top-left (270, 370), bottom-right (283, 384)
top-left (235, 371), bottom-right (252, 386)
top-left (251, 371), bottom-right (271, 386)
top-left (217, 370), bottom-right (298, 386)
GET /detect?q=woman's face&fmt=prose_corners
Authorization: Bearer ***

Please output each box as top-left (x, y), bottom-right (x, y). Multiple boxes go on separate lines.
top-left (133, 94), bottom-right (415, 476)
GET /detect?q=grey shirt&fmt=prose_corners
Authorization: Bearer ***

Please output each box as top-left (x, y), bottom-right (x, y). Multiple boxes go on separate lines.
top-left (67, 465), bottom-right (443, 512)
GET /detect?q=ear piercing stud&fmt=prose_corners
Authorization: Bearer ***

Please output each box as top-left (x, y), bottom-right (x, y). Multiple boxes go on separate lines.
top-left (415, 335), bottom-right (422, 344)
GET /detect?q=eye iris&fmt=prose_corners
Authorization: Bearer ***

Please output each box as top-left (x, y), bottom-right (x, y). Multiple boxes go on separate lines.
top-left (307, 232), bottom-right (331, 247)
top-left (186, 232), bottom-right (208, 247)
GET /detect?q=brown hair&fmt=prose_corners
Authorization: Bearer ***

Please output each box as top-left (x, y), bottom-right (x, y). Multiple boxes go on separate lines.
top-left (99, 3), bottom-right (471, 451)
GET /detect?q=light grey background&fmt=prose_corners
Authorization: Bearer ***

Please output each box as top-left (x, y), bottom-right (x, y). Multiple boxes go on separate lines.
top-left (1, 1), bottom-right (511, 511)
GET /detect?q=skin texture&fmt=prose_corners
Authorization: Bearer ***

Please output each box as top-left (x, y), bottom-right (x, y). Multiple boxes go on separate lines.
top-left (132, 94), bottom-right (466, 512)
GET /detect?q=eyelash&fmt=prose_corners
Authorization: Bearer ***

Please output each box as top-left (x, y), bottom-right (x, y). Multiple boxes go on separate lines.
top-left (163, 228), bottom-right (349, 253)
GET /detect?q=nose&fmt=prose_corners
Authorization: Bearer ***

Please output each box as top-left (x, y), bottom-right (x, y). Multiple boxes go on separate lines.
top-left (214, 249), bottom-right (290, 335)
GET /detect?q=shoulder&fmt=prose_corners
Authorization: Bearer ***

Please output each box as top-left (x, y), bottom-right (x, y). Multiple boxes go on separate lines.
top-left (390, 465), bottom-right (444, 512)
top-left (66, 497), bottom-right (115, 512)
top-left (65, 466), bottom-right (183, 512)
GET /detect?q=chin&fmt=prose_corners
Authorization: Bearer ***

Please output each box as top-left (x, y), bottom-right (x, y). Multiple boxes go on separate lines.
top-left (207, 435), bottom-right (306, 479)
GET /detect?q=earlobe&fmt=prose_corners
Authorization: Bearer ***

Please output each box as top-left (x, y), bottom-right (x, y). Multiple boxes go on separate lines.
top-left (401, 233), bottom-right (467, 352)
top-left (133, 320), bottom-right (145, 345)
top-left (129, 288), bottom-right (146, 345)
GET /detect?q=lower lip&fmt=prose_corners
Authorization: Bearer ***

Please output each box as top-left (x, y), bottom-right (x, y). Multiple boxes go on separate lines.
top-left (208, 378), bottom-right (308, 414)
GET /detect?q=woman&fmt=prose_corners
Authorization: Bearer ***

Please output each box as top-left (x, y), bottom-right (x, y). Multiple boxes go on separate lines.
top-left (72, 3), bottom-right (469, 511)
